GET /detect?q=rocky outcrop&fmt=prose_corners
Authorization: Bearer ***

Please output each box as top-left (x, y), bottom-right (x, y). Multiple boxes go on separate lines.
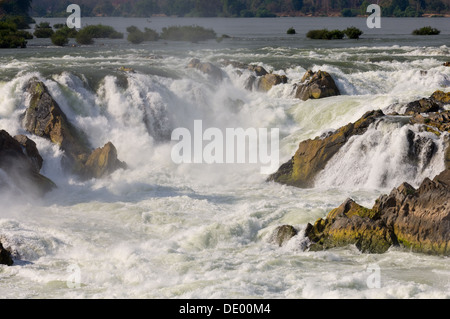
top-left (270, 225), bottom-right (298, 247)
top-left (0, 241), bottom-right (13, 266)
top-left (257, 73), bottom-right (288, 92)
top-left (294, 70), bottom-right (340, 101)
top-left (188, 59), bottom-right (223, 82)
top-left (305, 168), bottom-right (450, 255)
top-left (81, 142), bottom-right (126, 179)
top-left (0, 130), bottom-right (55, 196)
top-left (444, 62), bottom-right (450, 67)
top-left (22, 78), bottom-right (126, 180)
top-left (267, 110), bottom-right (384, 187)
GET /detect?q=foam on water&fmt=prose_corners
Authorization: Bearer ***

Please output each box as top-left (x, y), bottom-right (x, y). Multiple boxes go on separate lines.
top-left (0, 40), bottom-right (449, 298)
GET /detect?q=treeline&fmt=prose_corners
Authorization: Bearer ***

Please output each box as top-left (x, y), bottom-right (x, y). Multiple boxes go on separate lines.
top-left (26, 0), bottom-right (450, 18)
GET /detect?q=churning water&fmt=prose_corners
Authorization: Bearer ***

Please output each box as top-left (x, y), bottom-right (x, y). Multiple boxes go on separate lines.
top-left (0, 17), bottom-right (449, 298)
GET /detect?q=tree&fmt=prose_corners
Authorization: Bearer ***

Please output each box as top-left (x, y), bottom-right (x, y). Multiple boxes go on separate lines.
top-left (292, 0), bottom-right (304, 10)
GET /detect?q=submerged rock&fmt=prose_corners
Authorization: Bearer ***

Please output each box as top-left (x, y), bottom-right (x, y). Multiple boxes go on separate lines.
top-left (270, 225), bottom-right (298, 247)
top-left (80, 142), bottom-right (126, 179)
top-left (306, 169), bottom-right (450, 255)
top-left (267, 110), bottom-right (384, 188)
top-left (257, 73), bottom-right (288, 92)
top-left (0, 241), bottom-right (13, 266)
top-left (187, 59), bottom-right (223, 82)
top-left (295, 70), bottom-right (340, 101)
top-left (0, 130), bottom-right (55, 196)
top-left (22, 78), bottom-right (126, 180)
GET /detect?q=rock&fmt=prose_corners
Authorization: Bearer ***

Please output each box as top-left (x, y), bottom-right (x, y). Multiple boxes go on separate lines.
top-left (305, 199), bottom-right (396, 253)
top-left (188, 59), bottom-right (223, 82)
top-left (14, 134), bottom-right (43, 172)
top-left (0, 241), bottom-right (13, 266)
top-left (21, 78), bottom-right (126, 180)
top-left (306, 169), bottom-right (450, 255)
top-left (443, 62), bottom-right (450, 67)
top-left (430, 90), bottom-right (450, 105)
top-left (403, 98), bottom-right (440, 115)
top-left (295, 70), bottom-right (340, 101)
top-left (81, 142), bottom-right (126, 179)
top-left (267, 110), bottom-right (384, 188)
top-left (248, 65), bottom-right (268, 77)
top-left (244, 75), bottom-right (257, 91)
top-left (22, 78), bottom-right (91, 169)
top-left (410, 110), bottom-right (450, 134)
top-left (0, 130), bottom-right (55, 196)
top-left (257, 73), bottom-right (288, 92)
top-left (270, 225), bottom-right (298, 247)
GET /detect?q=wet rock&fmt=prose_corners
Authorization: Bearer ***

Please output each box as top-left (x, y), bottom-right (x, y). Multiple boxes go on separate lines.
top-left (188, 59), bottom-right (223, 82)
top-left (80, 142), bottom-right (126, 179)
top-left (430, 90), bottom-right (450, 105)
top-left (443, 62), bottom-right (450, 67)
top-left (22, 78), bottom-right (91, 168)
top-left (270, 225), bottom-right (298, 247)
top-left (295, 70), bottom-right (340, 101)
top-left (14, 134), bottom-right (43, 172)
top-left (306, 169), bottom-right (450, 255)
top-left (267, 110), bottom-right (384, 188)
top-left (257, 73), bottom-right (288, 92)
top-left (0, 241), bottom-right (13, 266)
top-left (248, 65), bottom-right (268, 77)
top-left (22, 78), bottom-right (126, 180)
top-left (0, 130), bottom-right (55, 196)
top-left (404, 98), bottom-right (440, 115)
top-left (305, 199), bottom-right (396, 253)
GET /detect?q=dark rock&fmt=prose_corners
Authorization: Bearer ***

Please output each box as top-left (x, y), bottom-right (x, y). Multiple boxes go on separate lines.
top-left (22, 78), bottom-right (91, 169)
top-left (267, 110), bottom-right (384, 188)
top-left (306, 169), bottom-right (450, 255)
top-left (0, 241), bottom-right (13, 266)
top-left (403, 98), bottom-right (440, 115)
top-left (271, 225), bottom-right (298, 247)
top-left (257, 73), bottom-right (288, 92)
top-left (0, 130), bottom-right (55, 196)
top-left (443, 62), bottom-right (450, 67)
top-left (248, 65), bottom-right (268, 77)
top-left (21, 78), bottom-right (126, 180)
top-left (295, 70), bottom-right (340, 101)
top-left (14, 134), bottom-right (43, 172)
top-left (188, 59), bottom-right (223, 82)
top-left (80, 142), bottom-right (126, 179)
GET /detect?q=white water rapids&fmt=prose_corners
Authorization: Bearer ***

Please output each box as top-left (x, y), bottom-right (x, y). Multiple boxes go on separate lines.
top-left (0, 17), bottom-right (450, 298)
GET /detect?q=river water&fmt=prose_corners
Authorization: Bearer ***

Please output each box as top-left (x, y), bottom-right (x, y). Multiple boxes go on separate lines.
top-left (0, 17), bottom-right (449, 298)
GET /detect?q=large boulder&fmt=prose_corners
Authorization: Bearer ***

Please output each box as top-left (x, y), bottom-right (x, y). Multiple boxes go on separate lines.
top-left (257, 73), bottom-right (288, 92)
top-left (270, 225), bottom-right (298, 247)
top-left (0, 130), bottom-right (55, 196)
top-left (0, 241), bottom-right (13, 266)
top-left (187, 59), bottom-right (223, 82)
top-left (81, 142), bottom-right (126, 179)
top-left (306, 168), bottom-right (450, 255)
top-left (267, 110), bottom-right (384, 187)
top-left (295, 70), bottom-right (340, 101)
top-left (22, 78), bottom-right (126, 180)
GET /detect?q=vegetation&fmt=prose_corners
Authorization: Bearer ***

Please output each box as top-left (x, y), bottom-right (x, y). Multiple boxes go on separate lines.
top-left (412, 26), bottom-right (441, 35)
top-left (306, 29), bottom-right (344, 40)
top-left (0, 20), bottom-right (31, 48)
top-left (75, 24), bottom-right (123, 45)
top-left (28, 0), bottom-right (450, 18)
top-left (126, 26), bottom-right (159, 44)
top-left (287, 27), bottom-right (296, 34)
top-left (33, 21), bottom-right (54, 38)
top-left (307, 27), bottom-right (363, 40)
top-left (51, 32), bottom-right (69, 46)
top-left (343, 26), bottom-right (363, 39)
top-left (160, 25), bottom-right (216, 42)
